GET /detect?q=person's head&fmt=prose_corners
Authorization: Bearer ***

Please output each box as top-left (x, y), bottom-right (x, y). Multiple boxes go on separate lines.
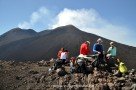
top-left (110, 42), bottom-right (114, 47)
top-left (85, 41), bottom-right (90, 45)
top-left (70, 57), bottom-right (75, 62)
top-left (60, 48), bottom-right (64, 51)
top-left (116, 58), bottom-right (121, 63)
top-left (97, 38), bottom-right (103, 44)
top-left (65, 50), bottom-right (68, 52)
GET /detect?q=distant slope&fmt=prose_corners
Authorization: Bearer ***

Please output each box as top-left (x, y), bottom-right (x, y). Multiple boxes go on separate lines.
top-left (0, 25), bottom-right (135, 69)
top-left (38, 30), bottom-right (52, 36)
top-left (0, 28), bottom-right (37, 46)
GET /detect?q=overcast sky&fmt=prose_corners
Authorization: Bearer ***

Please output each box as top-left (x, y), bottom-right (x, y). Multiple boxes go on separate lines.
top-left (0, 0), bottom-right (136, 47)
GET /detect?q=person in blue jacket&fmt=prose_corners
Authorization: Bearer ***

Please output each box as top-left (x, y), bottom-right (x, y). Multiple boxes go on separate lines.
top-left (93, 38), bottom-right (104, 64)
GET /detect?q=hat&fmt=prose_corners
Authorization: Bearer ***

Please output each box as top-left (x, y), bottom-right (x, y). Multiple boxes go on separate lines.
top-left (86, 41), bottom-right (90, 44)
top-left (97, 38), bottom-right (102, 42)
top-left (110, 42), bottom-right (114, 45)
top-left (120, 62), bottom-right (125, 65)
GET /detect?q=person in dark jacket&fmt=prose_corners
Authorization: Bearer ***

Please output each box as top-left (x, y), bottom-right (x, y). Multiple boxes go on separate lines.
top-left (93, 38), bottom-right (104, 64)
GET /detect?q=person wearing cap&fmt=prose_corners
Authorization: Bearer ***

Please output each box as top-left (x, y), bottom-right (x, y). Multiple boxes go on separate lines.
top-left (106, 42), bottom-right (117, 67)
top-left (107, 42), bottom-right (117, 59)
top-left (80, 41), bottom-right (91, 55)
top-left (93, 38), bottom-right (104, 64)
top-left (113, 59), bottom-right (128, 76)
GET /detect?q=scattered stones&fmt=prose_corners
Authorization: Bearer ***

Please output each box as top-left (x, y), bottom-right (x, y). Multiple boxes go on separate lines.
top-left (28, 70), bottom-right (39, 74)
top-left (0, 60), bottom-right (136, 90)
top-left (0, 64), bottom-right (3, 70)
top-left (15, 76), bottom-right (23, 80)
top-left (37, 60), bottom-right (48, 66)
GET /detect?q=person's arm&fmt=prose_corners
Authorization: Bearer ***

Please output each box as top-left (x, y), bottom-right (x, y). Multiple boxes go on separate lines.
top-left (114, 47), bottom-right (117, 56)
top-left (107, 47), bottom-right (111, 53)
top-left (80, 45), bottom-right (82, 54)
top-left (88, 46), bottom-right (91, 54)
top-left (93, 44), bottom-right (97, 53)
top-left (86, 44), bottom-right (90, 55)
top-left (93, 44), bottom-right (100, 54)
top-left (57, 51), bottom-right (61, 59)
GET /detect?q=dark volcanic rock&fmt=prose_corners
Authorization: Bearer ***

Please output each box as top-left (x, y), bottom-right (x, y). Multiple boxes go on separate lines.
top-left (0, 60), bottom-right (136, 90)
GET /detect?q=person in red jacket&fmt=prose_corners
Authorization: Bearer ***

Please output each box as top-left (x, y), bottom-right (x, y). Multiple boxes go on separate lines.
top-left (80, 41), bottom-right (91, 55)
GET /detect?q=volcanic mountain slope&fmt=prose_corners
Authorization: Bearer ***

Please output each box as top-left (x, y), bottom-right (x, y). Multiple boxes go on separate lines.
top-left (0, 28), bottom-right (37, 46)
top-left (38, 29), bottom-right (52, 36)
top-left (0, 25), bottom-right (136, 69)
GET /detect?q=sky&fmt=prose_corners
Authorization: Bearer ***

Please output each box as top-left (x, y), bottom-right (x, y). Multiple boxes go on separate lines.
top-left (0, 0), bottom-right (136, 47)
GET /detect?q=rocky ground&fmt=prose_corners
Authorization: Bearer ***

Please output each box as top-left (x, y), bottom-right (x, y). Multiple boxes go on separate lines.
top-left (0, 60), bottom-right (136, 90)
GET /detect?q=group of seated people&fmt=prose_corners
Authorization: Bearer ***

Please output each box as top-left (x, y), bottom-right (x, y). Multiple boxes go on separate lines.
top-left (52, 38), bottom-right (127, 76)
top-left (80, 38), bottom-right (116, 64)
